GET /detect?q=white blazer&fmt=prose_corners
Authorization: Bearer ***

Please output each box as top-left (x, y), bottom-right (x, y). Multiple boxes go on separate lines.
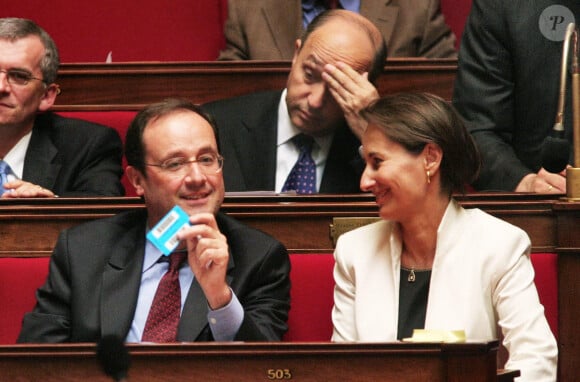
top-left (332, 200), bottom-right (557, 382)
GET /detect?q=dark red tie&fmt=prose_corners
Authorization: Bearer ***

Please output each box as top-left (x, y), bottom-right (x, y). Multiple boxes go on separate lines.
top-left (142, 251), bottom-right (187, 342)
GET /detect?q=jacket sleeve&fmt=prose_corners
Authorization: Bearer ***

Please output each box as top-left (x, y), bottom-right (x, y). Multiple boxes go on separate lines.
top-left (217, 0), bottom-right (249, 61)
top-left (416, 0), bottom-right (458, 58)
top-left (17, 232), bottom-right (73, 343)
top-left (452, 0), bottom-right (531, 191)
top-left (59, 125), bottom-right (125, 197)
top-left (234, 239), bottom-right (291, 341)
top-left (330, 235), bottom-right (357, 342)
top-left (492, 231), bottom-right (558, 381)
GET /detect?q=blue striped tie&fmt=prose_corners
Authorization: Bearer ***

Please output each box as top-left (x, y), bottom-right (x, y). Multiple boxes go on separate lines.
top-left (0, 160), bottom-right (16, 195)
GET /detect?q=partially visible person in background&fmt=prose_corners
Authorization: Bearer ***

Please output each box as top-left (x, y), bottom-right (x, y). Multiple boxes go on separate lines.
top-left (218, 0), bottom-right (457, 60)
top-left (0, 17), bottom-right (124, 198)
top-left (205, 9), bottom-right (386, 193)
top-left (332, 92), bottom-right (557, 381)
top-left (453, 0), bottom-right (579, 192)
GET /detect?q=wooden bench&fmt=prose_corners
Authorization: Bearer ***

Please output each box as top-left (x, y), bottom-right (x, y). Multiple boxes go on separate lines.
top-left (0, 194), bottom-right (572, 381)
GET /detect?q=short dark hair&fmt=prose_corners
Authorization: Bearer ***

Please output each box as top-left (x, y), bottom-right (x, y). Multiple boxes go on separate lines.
top-left (125, 98), bottom-right (220, 176)
top-left (362, 92), bottom-right (481, 195)
top-left (0, 18), bottom-right (60, 84)
top-left (300, 9), bottom-right (387, 83)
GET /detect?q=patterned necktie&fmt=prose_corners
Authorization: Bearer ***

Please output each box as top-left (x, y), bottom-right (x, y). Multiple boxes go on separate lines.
top-left (142, 251), bottom-right (188, 342)
top-left (282, 134), bottom-right (317, 194)
top-left (0, 160), bottom-right (16, 195)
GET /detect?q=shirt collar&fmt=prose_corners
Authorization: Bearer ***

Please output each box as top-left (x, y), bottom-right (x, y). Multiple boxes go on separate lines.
top-left (142, 237), bottom-right (166, 273)
top-left (4, 130), bottom-right (33, 179)
top-left (277, 89), bottom-right (300, 146)
top-left (277, 88), bottom-right (334, 156)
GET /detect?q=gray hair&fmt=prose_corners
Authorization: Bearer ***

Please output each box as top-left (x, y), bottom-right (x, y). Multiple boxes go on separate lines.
top-left (0, 18), bottom-right (60, 84)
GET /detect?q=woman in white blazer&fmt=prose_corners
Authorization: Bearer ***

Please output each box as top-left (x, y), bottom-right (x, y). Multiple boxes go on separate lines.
top-left (331, 93), bottom-right (557, 381)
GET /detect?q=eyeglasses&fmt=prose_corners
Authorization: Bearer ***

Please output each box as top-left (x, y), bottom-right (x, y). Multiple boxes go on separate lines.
top-left (145, 153), bottom-right (224, 175)
top-left (0, 69), bottom-right (46, 86)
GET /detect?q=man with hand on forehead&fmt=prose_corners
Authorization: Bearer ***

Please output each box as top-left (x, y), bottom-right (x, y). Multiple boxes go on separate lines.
top-left (203, 9), bottom-right (387, 194)
top-left (18, 99), bottom-right (290, 343)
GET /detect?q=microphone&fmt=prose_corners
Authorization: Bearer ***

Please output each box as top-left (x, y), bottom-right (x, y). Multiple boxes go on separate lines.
top-left (541, 23), bottom-right (576, 173)
top-left (541, 134), bottom-right (570, 173)
top-left (96, 335), bottom-right (131, 382)
top-left (572, 24), bottom-right (580, 169)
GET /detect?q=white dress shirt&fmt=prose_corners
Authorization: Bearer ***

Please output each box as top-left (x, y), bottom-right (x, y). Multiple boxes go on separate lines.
top-left (3, 130), bottom-right (32, 179)
top-left (275, 89), bottom-right (333, 192)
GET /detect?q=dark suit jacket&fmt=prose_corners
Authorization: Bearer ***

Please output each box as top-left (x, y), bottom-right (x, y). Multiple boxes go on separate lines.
top-left (217, 0), bottom-right (457, 60)
top-left (202, 90), bottom-right (363, 193)
top-left (17, 210), bottom-right (291, 343)
top-left (23, 112), bottom-right (124, 196)
top-left (452, 0), bottom-right (579, 191)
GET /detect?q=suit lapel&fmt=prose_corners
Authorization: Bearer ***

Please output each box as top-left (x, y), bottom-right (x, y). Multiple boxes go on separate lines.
top-left (176, 279), bottom-right (209, 341)
top-left (101, 220), bottom-right (146, 339)
top-left (22, 118), bottom-right (60, 189)
top-left (320, 124), bottom-right (362, 193)
top-left (235, 92), bottom-right (280, 191)
top-left (262, 0), bottom-right (302, 58)
top-left (360, 0), bottom-right (397, 47)
top-left (178, 213), bottom-right (235, 341)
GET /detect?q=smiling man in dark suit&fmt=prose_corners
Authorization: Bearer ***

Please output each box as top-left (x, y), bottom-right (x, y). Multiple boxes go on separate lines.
top-left (18, 99), bottom-right (291, 343)
top-left (0, 18), bottom-right (123, 198)
top-left (204, 10), bottom-right (387, 194)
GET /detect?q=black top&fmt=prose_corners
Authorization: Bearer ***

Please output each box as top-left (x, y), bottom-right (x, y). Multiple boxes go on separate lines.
top-left (397, 268), bottom-right (431, 340)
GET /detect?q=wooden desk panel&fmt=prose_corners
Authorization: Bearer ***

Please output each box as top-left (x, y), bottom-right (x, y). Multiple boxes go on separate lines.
top-left (52, 59), bottom-right (457, 110)
top-left (0, 341), bottom-right (510, 382)
top-left (0, 193), bottom-right (576, 381)
top-left (0, 193), bottom-right (560, 255)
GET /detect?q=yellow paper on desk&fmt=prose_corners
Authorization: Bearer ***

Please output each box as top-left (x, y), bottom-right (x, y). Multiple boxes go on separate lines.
top-left (403, 329), bottom-right (466, 343)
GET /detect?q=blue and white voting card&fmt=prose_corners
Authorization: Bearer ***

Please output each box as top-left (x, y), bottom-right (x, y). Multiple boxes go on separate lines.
top-left (146, 205), bottom-right (190, 255)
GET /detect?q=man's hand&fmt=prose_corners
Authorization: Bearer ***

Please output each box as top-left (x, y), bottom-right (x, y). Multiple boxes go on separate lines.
top-left (515, 167), bottom-right (568, 193)
top-left (322, 62), bottom-right (379, 140)
top-left (176, 213), bottom-right (232, 310)
top-left (1, 180), bottom-right (56, 198)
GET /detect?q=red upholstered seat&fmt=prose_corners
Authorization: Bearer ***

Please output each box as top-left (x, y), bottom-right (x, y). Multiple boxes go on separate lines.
top-left (0, 252), bottom-right (557, 344)
top-left (56, 111), bottom-right (135, 142)
top-left (0, 257), bottom-right (50, 344)
top-left (530, 253), bottom-right (558, 339)
top-left (284, 254), bottom-right (335, 341)
top-left (283, 252), bottom-right (559, 342)
top-left (1, 1), bottom-right (228, 62)
top-left (441, 0), bottom-right (472, 47)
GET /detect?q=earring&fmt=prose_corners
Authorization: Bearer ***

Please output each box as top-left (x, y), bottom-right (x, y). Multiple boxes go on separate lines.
top-left (426, 170), bottom-right (431, 184)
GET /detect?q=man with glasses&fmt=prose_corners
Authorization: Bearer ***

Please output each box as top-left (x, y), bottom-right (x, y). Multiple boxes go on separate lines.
top-left (0, 18), bottom-right (124, 197)
top-left (18, 99), bottom-right (291, 343)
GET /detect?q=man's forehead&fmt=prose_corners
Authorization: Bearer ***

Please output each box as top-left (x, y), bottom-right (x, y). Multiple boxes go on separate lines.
top-left (302, 51), bottom-right (369, 74)
top-left (0, 36), bottom-right (44, 67)
top-left (301, 21), bottom-right (374, 71)
top-left (144, 111), bottom-right (216, 144)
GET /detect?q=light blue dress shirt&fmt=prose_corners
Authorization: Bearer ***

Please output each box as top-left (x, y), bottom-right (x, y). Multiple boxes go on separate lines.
top-left (126, 239), bottom-right (244, 342)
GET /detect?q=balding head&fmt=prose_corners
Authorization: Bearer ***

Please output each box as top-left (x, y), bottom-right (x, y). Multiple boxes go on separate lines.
top-left (299, 10), bottom-right (386, 83)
